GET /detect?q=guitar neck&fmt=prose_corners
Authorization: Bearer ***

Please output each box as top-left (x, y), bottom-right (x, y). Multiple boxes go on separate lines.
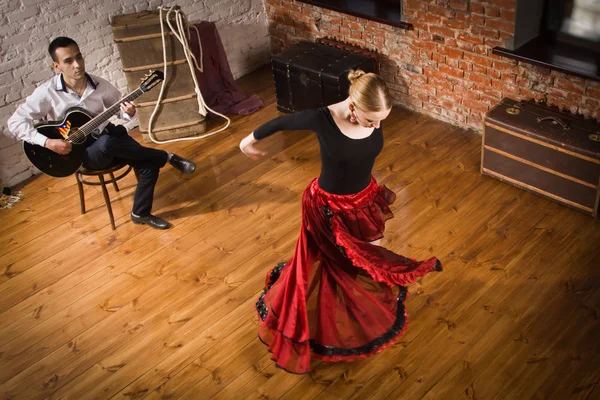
top-left (77, 88), bottom-right (144, 137)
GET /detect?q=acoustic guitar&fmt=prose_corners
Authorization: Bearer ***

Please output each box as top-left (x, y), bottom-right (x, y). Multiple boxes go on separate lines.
top-left (23, 70), bottom-right (163, 177)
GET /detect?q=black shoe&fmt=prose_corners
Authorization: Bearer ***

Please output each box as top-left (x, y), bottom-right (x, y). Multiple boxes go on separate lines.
top-left (169, 154), bottom-right (196, 174)
top-left (131, 213), bottom-right (171, 229)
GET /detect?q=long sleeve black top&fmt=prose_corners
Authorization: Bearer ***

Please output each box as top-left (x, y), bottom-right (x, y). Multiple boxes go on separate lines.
top-left (253, 107), bottom-right (383, 195)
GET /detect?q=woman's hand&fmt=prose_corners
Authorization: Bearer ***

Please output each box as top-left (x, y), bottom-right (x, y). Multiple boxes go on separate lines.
top-left (239, 132), bottom-right (268, 160)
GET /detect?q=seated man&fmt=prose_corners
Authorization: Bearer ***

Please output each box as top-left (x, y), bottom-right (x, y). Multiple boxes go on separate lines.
top-left (8, 37), bottom-right (195, 229)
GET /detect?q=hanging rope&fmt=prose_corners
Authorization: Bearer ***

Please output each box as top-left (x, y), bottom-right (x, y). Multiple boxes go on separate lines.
top-left (147, 5), bottom-right (231, 144)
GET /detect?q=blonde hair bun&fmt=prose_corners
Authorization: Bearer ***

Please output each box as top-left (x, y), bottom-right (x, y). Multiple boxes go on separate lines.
top-left (347, 70), bottom-right (393, 112)
top-left (347, 69), bottom-right (366, 83)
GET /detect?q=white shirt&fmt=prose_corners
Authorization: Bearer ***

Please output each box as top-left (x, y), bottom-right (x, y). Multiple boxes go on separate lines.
top-left (7, 73), bottom-right (135, 147)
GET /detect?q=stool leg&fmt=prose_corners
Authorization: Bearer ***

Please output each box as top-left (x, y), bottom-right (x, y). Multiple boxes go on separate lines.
top-left (109, 171), bottom-right (120, 192)
top-left (98, 174), bottom-right (116, 230)
top-left (76, 173), bottom-right (86, 214)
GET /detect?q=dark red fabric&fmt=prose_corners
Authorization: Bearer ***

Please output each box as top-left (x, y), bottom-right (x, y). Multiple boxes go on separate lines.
top-left (188, 22), bottom-right (263, 115)
top-left (257, 178), bottom-right (442, 373)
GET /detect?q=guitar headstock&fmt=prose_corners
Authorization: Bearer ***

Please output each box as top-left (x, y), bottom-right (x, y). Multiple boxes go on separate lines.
top-left (140, 70), bottom-right (164, 92)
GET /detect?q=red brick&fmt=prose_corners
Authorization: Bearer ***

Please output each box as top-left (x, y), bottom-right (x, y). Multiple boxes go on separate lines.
top-left (493, 60), bottom-right (519, 74)
top-left (413, 38), bottom-right (437, 51)
top-left (410, 89), bottom-right (432, 102)
top-left (471, 25), bottom-right (500, 39)
top-left (486, 18), bottom-right (514, 34)
top-left (454, 85), bottom-right (479, 100)
top-left (500, 73), bottom-right (516, 84)
top-left (449, 0), bottom-right (469, 10)
top-left (586, 86), bottom-right (600, 98)
top-left (473, 64), bottom-right (486, 74)
top-left (430, 78), bottom-right (454, 93)
top-left (490, 0), bottom-right (516, 9)
top-left (485, 6), bottom-right (501, 17)
top-left (485, 38), bottom-right (505, 49)
top-left (466, 72), bottom-right (491, 85)
top-left (344, 20), bottom-right (363, 30)
top-left (423, 102), bottom-right (443, 115)
top-left (456, 40), bottom-right (475, 51)
top-left (547, 96), bottom-right (578, 114)
top-left (501, 9), bottom-right (515, 21)
top-left (439, 63), bottom-right (465, 78)
top-left (419, 48), bottom-right (434, 60)
top-left (471, 14), bottom-right (485, 26)
top-left (468, 111), bottom-right (484, 124)
top-left (473, 83), bottom-right (502, 99)
top-left (387, 81), bottom-right (408, 94)
top-left (438, 46), bottom-right (463, 59)
top-left (459, 60), bottom-right (473, 71)
top-left (492, 79), bottom-right (518, 95)
top-left (429, 5), bottom-right (456, 18)
top-left (464, 52), bottom-right (493, 67)
top-left (424, 68), bottom-right (448, 81)
top-left (488, 68), bottom-right (501, 79)
top-left (443, 19), bottom-right (470, 30)
top-left (518, 88), bottom-right (546, 102)
top-left (457, 33), bottom-right (484, 44)
top-left (555, 77), bottom-right (585, 95)
top-left (432, 52), bottom-right (446, 63)
top-left (583, 96), bottom-right (600, 108)
top-left (405, 0), bottom-right (427, 10)
top-left (463, 98), bottom-right (490, 112)
top-left (455, 12), bottom-right (471, 22)
top-left (399, 93), bottom-right (423, 108)
top-left (440, 93), bottom-right (463, 104)
top-left (415, 10), bottom-right (442, 24)
top-left (340, 26), bottom-right (351, 35)
top-left (430, 25), bottom-right (457, 38)
top-left (447, 57), bottom-right (459, 67)
top-left (281, 1), bottom-right (301, 12)
top-left (345, 37), bottom-right (366, 48)
top-left (322, 15), bottom-right (342, 25)
top-left (472, 45), bottom-right (487, 54)
top-left (470, 3), bottom-right (485, 14)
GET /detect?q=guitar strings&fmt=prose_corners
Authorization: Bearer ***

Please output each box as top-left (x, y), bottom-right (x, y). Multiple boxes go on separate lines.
top-left (68, 89), bottom-right (144, 143)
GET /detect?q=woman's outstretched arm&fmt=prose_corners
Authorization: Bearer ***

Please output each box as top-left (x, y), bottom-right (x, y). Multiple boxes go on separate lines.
top-left (239, 109), bottom-right (318, 160)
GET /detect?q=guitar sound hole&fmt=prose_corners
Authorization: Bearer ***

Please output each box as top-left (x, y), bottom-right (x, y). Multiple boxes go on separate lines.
top-left (70, 130), bottom-right (86, 145)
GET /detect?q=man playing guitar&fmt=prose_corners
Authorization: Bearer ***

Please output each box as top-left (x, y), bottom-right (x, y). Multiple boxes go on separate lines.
top-left (8, 37), bottom-right (196, 230)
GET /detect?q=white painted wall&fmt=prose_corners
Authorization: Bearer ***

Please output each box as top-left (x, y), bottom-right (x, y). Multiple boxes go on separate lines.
top-left (0, 0), bottom-right (270, 186)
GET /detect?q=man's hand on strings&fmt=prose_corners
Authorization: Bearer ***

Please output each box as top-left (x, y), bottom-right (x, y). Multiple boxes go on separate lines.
top-left (120, 101), bottom-right (136, 117)
top-left (45, 138), bottom-right (72, 155)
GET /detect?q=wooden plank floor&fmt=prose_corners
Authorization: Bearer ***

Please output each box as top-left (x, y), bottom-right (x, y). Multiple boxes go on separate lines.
top-left (1, 66), bottom-right (599, 400)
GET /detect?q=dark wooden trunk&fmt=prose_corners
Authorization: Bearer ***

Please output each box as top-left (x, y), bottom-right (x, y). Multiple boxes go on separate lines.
top-left (482, 98), bottom-right (600, 218)
top-left (271, 41), bottom-right (376, 113)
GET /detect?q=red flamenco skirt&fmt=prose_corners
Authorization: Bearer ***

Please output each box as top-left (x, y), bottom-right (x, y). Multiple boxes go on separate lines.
top-left (256, 177), bottom-right (442, 374)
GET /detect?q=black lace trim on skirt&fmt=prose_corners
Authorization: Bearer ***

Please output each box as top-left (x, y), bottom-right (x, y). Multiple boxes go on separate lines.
top-left (256, 262), bottom-right (408, 358)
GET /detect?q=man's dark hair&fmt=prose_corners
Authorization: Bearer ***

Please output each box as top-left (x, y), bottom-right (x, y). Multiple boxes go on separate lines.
top-left (48, 37), bottom-right (79, 62)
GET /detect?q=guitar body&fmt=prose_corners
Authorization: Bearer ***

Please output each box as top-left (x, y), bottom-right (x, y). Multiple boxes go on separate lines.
top-left (23, 108), bottom-right (94, 177)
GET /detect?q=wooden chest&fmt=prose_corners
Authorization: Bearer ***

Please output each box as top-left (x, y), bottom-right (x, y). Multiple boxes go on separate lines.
top-left (271, 41), bottom-right (376, 113)
top-left (111, 11), bottom-right (207, 142)
top-left (482, 98), bottom-right (600, 218)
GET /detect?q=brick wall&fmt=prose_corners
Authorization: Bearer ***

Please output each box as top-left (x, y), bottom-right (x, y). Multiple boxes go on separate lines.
top-left (0, 0), bottom-right (270, 187)
top-left (266, 0), bottom-right (599, 131)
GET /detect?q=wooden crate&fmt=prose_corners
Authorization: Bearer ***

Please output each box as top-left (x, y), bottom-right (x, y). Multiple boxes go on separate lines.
top-left (482, 98), bottom-right (600, 218)
top-left (111, 10), bottom-right (206, 142)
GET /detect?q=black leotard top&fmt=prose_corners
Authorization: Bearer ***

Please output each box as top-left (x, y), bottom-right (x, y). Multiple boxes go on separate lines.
top-left (253, 107), bottom-right (383, 195)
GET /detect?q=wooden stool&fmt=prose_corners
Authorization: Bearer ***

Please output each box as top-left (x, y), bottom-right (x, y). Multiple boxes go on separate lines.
top-left (75, 162), bottom-right (134, 230)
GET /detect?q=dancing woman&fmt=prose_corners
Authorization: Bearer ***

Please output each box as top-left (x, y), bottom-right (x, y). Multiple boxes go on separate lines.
top-left (239, 70), bottom-right (442, 373)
